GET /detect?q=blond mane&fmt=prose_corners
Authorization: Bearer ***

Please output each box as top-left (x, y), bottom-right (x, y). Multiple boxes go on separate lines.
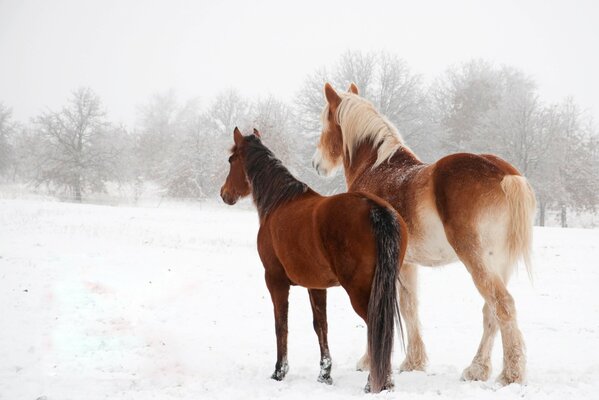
top-left (323, 93), bottom-right (408, 167)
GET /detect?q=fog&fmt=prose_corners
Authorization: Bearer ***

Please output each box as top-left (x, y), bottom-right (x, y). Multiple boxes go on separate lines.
top-left (0, 0), bottom-right (598, 227)
top-left (1, 0), bottom-right (598, 125)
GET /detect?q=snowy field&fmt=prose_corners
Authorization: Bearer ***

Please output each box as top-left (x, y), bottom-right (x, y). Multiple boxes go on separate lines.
top-left (1, 199), bottom-right (598, 400)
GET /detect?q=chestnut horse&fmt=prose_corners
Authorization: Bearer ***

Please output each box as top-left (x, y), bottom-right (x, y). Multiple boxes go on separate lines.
top-left (220, 127), bottom-right (407, 393)
top-left (312, 83), bottom-right (536, 385)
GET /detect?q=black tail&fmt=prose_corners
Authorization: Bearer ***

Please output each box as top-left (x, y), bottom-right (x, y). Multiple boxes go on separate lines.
top-left (367, 204), bottom-right (404, 393)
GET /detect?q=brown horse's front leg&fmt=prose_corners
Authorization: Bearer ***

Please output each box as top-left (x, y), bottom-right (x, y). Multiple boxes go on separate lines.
top-left (308, 289), bottom-right (332, 384)
top-left (266, 273), bottom-right (290, 381)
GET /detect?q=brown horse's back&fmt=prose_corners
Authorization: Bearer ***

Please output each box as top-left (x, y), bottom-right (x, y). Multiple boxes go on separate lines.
top-left (262, 191), bottom-right (399, 290)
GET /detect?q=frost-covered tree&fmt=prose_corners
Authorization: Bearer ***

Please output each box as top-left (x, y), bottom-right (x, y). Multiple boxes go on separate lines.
top-left (28, 88), bottom-right (119, 201)
top-left (199, 89), bottom-right (251, 196)
top-left (296, 50), bottom-right (435, 193)
top-left (249, 96), bottom-right (299, 165)
top-left (136, 90), bottom-right (180, 182)
top-left (160, 98), bottom-right (207, 198)
top-left (0, 103), bottom-right (16, 178)
top-left (432, 61), bottom-right (599, 225)
top-left (297, 50), bottom-right (435, 159)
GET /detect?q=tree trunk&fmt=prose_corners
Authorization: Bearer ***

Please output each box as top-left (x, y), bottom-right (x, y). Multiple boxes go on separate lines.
top-left (560, 203), bottom-right (567, 228)
top-left (539, 200), bottom-right (546, 227)
top-left (74, 178), bottom-right (82, 203)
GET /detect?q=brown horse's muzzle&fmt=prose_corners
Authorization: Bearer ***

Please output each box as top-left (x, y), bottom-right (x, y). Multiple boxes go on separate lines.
top-left (220, 187), bottom-right (237, 205)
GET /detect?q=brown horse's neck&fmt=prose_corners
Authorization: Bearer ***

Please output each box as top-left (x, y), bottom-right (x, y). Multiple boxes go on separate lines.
top-left (243, 136), bottom-right (308, 220)
top-left (343, 141), bottom-right (423, 190)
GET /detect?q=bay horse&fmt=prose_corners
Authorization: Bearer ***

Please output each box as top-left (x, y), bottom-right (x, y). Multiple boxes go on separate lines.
top-left (312, 83), bottom-right (536, 385)
top-left (220, 127), bottom-right (407, 393)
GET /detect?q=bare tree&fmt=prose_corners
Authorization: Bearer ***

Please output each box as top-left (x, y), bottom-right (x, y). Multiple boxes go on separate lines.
top-left (136, 90), bottom-right (180, 181)
top-left (295, 67), bottom-right (329, 135)
top-left (249, 96), bottom-right (299, 164)
top-left (295, 50), bottom-right (433, 193)
top-left (432, 60), bottom-right (599, 225)
top-left (160, 98), bottom-right (207, 198)
top-left (0, 103), bottom-right (16, 178)
top-left (29, 88), bottom-right (118, 201)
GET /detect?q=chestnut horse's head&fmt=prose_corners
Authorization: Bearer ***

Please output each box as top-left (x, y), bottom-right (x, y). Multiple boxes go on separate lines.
top-left (313, 82), bottom-right (407, 175)
top-left (312, 82), bottom-right (359, 176)
top-left (220, 127), bottom-right (260, 205)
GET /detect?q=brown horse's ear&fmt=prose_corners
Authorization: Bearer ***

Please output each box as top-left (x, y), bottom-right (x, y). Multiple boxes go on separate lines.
top-left (233, 127), bottom-right (243, 144)
top-left (253, 128), bottom-right (261, 138)
top-left (324, 83), bottom-right (341, 107)
top-left (348, 82), bottom-right (359, 95)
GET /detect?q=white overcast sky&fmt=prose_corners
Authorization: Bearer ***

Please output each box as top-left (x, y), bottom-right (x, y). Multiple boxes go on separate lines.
top-left (1, 0), bottom-right (598, 127)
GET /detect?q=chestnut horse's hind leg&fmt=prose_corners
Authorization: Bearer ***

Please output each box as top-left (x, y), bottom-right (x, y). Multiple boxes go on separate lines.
top-left (462, 302), bottom-right (498, 381)
top-left (265, 273), bottom-right (291, 381)
top-left (355, 345), bottom-right (370, 372)
top-left (308, 289), bottom-right (332, 384)
top-left (458, 253), bottom-right (526, 385)
top-left (398, 262), bottom-right (427, 372)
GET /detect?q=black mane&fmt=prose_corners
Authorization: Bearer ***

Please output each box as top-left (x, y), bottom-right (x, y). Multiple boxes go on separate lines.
top-left (243, 135), bottom-right (308, 219)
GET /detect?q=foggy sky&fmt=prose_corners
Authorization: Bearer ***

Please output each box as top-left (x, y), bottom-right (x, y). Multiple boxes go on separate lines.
top-left (1, 0), bottom-right (598, 128)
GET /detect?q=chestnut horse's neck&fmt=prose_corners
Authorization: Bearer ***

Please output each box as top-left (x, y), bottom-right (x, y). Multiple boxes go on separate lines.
top-left (343, 141), bottom-right (423, 189)
top-left (243, 137), bottom-right (308, 220)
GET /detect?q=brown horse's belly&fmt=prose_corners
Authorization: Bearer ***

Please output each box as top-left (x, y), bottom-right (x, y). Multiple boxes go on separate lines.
top-left (281, 258), bottom-right (340, 289)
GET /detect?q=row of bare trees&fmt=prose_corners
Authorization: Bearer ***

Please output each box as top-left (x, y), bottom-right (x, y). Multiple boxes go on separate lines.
top-left (0, 51), bottom-right (597, 225)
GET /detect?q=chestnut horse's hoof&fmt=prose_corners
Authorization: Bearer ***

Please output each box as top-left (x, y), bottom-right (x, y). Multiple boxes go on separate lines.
top-left (270, 362), bottom-right (289, 381)
top-left (496, 367), bottom-right (525, 386)
top-left (461, 361), bottom-right (491, 381)
top-left (356, 353), bottom-right (370, 371)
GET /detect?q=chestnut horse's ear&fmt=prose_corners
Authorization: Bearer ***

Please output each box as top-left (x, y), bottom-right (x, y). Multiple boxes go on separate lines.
top-left (348, 82), bottom-right (359, 95)
top-left (253, 128), bottom-right (261, 138)
top-left (324, 82), bottom-right (341, 107)
top-left (233, 127), bottom-right (243, 144)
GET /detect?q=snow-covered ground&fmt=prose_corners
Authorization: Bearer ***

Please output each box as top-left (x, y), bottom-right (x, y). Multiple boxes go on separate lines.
top-left (1, 199), bottom-right (598, 400)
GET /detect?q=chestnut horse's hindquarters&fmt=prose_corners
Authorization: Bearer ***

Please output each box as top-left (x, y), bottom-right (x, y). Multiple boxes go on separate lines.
top-left (500, 175), bottom-right (537, 282)
top-left (367, 204), bottom-right (404, 393)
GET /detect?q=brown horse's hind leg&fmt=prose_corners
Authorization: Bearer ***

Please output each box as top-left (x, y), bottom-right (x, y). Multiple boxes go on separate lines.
top-left (462, 302), bottom-right (499, 381)
top-left (342, 280), bottom-right (394, 392)
top-left (308, 289), bottom-right (332, 384)
top-left (356, 262), bottom-right (427, 374)
top-left (265, 273), bottom-right (291, 381)
top-left (399, 262), bottom-right (427, 372)
top-left (458, 253), bottom-right (526, 385)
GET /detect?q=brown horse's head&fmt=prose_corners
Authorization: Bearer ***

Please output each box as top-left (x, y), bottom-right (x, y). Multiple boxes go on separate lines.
top-left (220, 127), bottom-right (260, 205)
top-left (312, 82), bottom-right (359, 176)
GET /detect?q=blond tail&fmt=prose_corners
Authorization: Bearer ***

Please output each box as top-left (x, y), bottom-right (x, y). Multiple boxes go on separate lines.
top-left (500, 175), bottom-right (537, 281)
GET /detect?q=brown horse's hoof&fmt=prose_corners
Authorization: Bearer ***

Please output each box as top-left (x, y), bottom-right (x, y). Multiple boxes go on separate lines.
top-left (364, 374), bottom-right (394, 393)
top-left (271, 362), bottom-right (289, 381)
top-left (318, 356), bottom-right (333, 384)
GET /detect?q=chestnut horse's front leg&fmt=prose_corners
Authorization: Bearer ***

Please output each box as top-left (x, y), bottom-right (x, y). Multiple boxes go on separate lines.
top-left (308, 288), bottom-right (332, 384)
top-left (265, 272), bottom-right (290, 381)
